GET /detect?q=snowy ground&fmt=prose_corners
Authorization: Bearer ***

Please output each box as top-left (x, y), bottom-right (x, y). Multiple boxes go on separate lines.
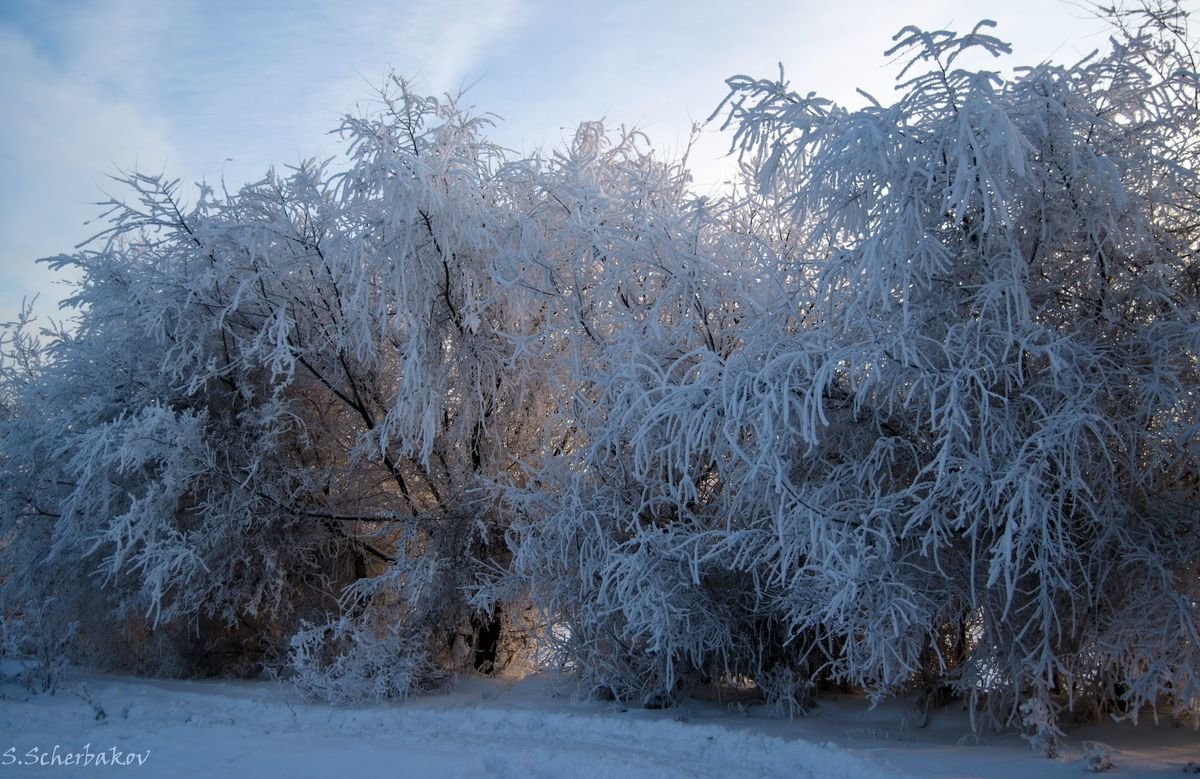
top-left (1, 663), bottom-right (1197, 778)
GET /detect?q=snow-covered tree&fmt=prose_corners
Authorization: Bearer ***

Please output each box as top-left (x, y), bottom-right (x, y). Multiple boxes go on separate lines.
top-left (711, 3), bottom-right (1199, 743)
top-left (498, 121), bottom-right (768, 704)
top-left (504, 2), bottom-right (1200, 745)
top-left (0, 79), bottom-right (566, 692)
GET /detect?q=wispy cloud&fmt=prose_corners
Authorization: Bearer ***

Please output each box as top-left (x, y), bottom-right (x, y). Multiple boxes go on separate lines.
top-left (0, 19), bottom-right (185, 322)
top-left (0, 0), bottom-right (528, 321)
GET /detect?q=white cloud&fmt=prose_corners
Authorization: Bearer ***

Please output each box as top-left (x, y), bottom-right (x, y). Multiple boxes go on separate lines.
top-left (0, 23), bottom-right (186, 323)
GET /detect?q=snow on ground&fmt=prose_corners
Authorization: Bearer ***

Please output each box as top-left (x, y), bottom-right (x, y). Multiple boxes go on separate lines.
top-left (1, 662), bottom-right (1197, 778)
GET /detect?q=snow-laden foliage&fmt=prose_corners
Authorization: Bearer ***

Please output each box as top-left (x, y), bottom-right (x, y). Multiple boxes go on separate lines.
top-left (712, 8), bottom-right (1200, 741)
top-left (1, 4), bottom-right (1197, 744)
top-left (0, 79), bottom-right (567, 691)
top-left (507, 1), bottom-right (1200, 743)
top-left (499, 123), bottom-right (768, 704)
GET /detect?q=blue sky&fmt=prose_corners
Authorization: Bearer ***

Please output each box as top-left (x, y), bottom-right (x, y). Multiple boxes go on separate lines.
top-left (0, 0), bottom-right (1113, 324)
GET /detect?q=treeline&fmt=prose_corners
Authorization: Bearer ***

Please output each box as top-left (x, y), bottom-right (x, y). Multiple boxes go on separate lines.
top-left (2, 4), bottom-right (1198, 754)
